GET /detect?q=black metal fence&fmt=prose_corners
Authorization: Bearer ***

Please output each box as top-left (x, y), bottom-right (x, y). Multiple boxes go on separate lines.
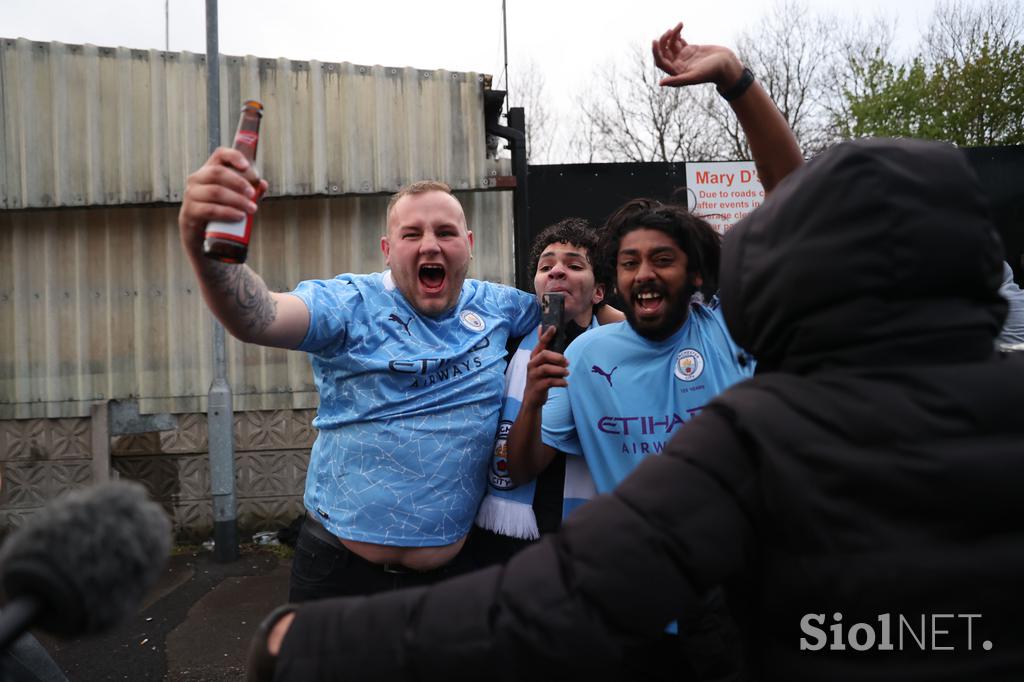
top-left (525, 146), bottom-right (1024, 284)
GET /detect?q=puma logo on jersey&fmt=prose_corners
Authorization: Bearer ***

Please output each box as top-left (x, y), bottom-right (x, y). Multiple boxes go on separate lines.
top-left (388, 313), bottom-right (412, 336)
top-left (591, 364), bottom-right (618, 387)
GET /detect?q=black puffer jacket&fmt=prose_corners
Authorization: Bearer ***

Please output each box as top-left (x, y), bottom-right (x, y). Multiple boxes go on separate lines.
top-left (275, 139), bottom-right (1024, 681)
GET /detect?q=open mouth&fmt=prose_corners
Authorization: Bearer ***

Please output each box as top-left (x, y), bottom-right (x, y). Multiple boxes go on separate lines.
top-left (419, 264), bottom-right (446, 293)
top-left (635, 290), bottom-right (664, 315)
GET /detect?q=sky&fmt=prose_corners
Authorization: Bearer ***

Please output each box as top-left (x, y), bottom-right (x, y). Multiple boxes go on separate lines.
top-left (1, 0), bottom-right (947, 75)
top-left (2, 0), bottom-right (957, 159)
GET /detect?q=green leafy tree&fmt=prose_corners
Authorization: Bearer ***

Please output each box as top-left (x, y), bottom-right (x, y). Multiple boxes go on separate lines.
top-left (842, 1), bottom-right (1024, 146)
top-left (938, 37), bottom-right (1024, 145)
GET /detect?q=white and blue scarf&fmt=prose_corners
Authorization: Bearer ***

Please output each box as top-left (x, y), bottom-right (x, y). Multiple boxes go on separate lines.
top-left (475, 322), bottom-right (598, 539)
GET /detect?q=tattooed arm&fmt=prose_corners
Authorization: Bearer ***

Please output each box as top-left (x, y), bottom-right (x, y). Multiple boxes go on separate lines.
top-left (179, 148), bottom-right (311, 349)
top-left (192, 260), bottom-right (310, 348)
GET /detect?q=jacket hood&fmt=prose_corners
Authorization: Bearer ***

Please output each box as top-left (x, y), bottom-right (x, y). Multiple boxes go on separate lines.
top-left (719, 138), bottom-right (1007, 373)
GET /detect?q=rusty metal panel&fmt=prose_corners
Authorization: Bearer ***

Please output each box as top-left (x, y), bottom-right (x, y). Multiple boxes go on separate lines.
top-left (0, 189), bottom-right (514, 419)
top-left (0, 38), bottom-right (497, 210)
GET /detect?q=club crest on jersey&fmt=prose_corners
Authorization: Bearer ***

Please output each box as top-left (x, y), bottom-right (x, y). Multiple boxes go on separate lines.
top-left (488, 420), bottom-right (515, 489)
top-left (674, 348), bottom-right (705, 382)
top-left (460, 310), bottom-right (486, 332)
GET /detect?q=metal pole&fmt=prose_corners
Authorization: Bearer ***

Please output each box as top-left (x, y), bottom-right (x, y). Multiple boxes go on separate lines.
top-left (165, 0), bottom-right (169, 51)
top-left (205, 0), bottom-right (238, 563)
top-left (507, 107), bottom-right (530, 291)
top-left (502, 0), bottom-right (509, 117)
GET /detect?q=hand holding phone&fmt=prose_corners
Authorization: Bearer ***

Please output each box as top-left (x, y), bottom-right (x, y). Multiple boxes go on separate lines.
top-left (541, 292), bottom-right (568, 354)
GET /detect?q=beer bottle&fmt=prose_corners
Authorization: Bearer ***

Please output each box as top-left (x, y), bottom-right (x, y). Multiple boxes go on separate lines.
top-left (203, 100), bottom-right (264, 263)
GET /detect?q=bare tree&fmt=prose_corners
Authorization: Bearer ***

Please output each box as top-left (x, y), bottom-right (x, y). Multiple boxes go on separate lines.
top-left (565, 110), bottom-right (602, 164)
top-left (567, 44), bottom-right (726, 164)
top-left (717, 0), bottom-right (844, 157)
top-left (565, 0), bottom-right (972, 163)
top-left (507, 58), bottom-right (558, 164)
top-left (705, 0), bottom-right (898, 156)
top-left (822, 14), bottom-right (897, 141)
top-left (924, 0), bottom-right (1024, 64)
top-left (566, 0), bottom-right (860, 163)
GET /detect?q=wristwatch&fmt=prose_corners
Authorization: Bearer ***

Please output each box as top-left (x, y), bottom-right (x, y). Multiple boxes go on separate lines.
top-left (718, 67), bottom-right (755, 101)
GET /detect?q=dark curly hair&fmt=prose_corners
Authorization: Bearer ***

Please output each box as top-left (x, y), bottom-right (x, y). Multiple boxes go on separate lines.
top-left (599, 199), bottom-right (721, 299)
top-left (527, 218), bottom-right (611, 296)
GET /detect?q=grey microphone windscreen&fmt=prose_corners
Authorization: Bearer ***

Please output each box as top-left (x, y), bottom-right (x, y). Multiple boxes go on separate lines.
top-left (0, 481), bottom-right (172, 637)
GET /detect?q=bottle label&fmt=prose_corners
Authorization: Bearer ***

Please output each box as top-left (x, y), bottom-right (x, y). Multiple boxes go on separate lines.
top-left (204, 214), bottom-right (251, 243)
top-left (204, 184), bottom-right (264, 244)
top-left (237, 130), bottom-right (259, 146)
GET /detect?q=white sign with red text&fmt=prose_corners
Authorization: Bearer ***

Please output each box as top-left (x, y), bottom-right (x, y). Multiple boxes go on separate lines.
top-left (685, 161), bottom-right (765, 234)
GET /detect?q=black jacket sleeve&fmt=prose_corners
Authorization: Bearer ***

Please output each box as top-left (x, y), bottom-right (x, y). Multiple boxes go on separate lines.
top-left (274, 406), bottom-right (758, 682)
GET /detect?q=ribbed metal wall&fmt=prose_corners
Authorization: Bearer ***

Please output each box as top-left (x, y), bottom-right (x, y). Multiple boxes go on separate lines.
top-left (0, 38), bottom-right (499, 209)
top-left (0, 190), bottom-right (514, 420)
top-left (0, 38), bottom-right (518, 420)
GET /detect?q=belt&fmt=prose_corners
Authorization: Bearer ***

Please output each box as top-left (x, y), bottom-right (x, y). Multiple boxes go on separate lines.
top-left (303, 512), bottom-right (416, 575)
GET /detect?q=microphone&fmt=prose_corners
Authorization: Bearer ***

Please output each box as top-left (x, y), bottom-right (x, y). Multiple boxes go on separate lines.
top-left (0, 481), bottom-right (172, 652)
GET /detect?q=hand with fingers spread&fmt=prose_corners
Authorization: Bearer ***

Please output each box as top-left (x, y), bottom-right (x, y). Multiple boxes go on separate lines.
top-left (651, 20), bottom-right (803, 193)
top-left (179, 147), bottom-right (269, 255)
top-left (651, 21), bottom-right (744, 91)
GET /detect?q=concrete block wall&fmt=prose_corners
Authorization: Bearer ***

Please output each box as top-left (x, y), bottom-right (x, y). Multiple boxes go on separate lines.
top-left (0, 408), bottom-right (312, 542)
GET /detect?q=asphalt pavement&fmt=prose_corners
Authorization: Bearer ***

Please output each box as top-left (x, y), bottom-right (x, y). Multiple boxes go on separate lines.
top-left (37, 545), bottom-right (291, 682)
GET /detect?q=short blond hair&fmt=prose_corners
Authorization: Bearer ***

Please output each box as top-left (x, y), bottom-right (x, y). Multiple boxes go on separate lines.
top-left (386, 181), bottom-right (456, 225)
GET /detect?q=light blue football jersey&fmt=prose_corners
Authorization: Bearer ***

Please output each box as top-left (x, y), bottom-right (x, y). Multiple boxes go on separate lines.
top-left (291, 271), bottom-right (539, 545)
top-left (541, 302), bottom-right (753, 494)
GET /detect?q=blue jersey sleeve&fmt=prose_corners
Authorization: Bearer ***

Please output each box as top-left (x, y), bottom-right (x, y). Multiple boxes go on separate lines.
top-left (289, 277), bottom-right (356, 355)
top-left (540, 384), bottom-right (582, 455)
top-left (506, 287), bottom-right (541, 338)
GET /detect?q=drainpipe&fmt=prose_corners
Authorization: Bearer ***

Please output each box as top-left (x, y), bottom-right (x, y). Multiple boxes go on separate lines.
top-left (484, 91), bottom-right (530, 291)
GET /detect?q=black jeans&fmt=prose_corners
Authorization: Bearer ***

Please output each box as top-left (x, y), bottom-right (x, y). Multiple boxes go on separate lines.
top-left (287, 516), bottom-right (477, 602)
top-left (465, 526), bottom-right (535, 568)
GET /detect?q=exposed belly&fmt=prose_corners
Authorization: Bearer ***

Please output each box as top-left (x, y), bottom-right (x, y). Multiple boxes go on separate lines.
top-left (341, 535), bottom-right (468, 571)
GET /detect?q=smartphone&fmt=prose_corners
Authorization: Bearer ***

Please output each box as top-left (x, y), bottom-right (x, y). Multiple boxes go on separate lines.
top-left (541, 292), bottom-right (568, 353)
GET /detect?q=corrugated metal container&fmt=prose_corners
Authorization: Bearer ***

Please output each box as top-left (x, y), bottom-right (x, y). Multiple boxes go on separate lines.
top-left (0, 186), bottom-right (515, 420)
top-left (0, 39), bottom-right (518, 419)
top-left (0, 37), bottom-right (501, 209)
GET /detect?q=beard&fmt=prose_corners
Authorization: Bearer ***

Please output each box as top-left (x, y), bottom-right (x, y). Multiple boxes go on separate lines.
top-left (624, 281), bottom-right (700, 342)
